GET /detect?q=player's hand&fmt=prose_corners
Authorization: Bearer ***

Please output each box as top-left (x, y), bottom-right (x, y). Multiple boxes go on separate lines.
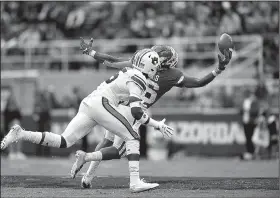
top-left (218, 49), bottom-right (232, 71)
top-left (80, 37), bottom-right (94, 55)
top-left (156, 118), bottom-right (174, 138)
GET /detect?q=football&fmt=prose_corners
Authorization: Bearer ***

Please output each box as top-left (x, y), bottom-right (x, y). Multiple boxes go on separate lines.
top-left (218, 33), bottom-right (233, 55)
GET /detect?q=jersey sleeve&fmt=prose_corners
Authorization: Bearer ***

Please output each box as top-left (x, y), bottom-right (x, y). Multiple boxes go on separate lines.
top-left (127, 70), bottom-right (147, 92)
top-left (131, 74), bottom-right (146, 92)
top-left (127, 81), bottom-right (143, 99)
top-left (170, 68), bottom-right (185, 88)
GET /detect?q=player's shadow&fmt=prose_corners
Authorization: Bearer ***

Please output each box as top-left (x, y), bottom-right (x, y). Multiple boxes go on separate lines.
top-left (1, 176), bottom-right (126, 189)
top-left (37, 177), bottom-right (128, 189)
top-left (152, 179), bottom-right (194, 189)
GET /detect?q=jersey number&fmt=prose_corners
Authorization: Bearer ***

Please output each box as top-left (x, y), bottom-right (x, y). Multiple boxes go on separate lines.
top-left (143, 81), bottom-right (159, 106)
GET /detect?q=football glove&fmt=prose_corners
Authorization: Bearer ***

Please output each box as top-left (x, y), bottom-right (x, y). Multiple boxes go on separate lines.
top-left (80, 37), bottom-right (94, 55)
top-left (156, 118), bottom-right (174, 138)
top-left (217, 49), bottom-right (232, 71)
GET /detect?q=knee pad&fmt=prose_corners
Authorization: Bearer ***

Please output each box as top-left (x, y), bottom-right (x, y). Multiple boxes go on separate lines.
top-left (126, 140), bottom-right (140, 155)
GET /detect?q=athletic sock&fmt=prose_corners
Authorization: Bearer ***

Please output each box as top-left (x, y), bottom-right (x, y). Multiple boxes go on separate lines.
top-left (85, 161), bottom-right (101, 179)
top-left (128, 161), bottom-right (140, 185)
top-left (21, 130), bottom-right (42, 144)
top-left (85, 151), bottom-right (103, 162)
top-left (22, 131), bottom-right (62, 148)
top-left (126, 140), bottom-right (141, 185)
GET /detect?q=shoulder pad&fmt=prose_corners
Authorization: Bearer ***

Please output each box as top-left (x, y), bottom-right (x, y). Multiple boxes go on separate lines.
top-left (130, 70), bottom-right (147, 91)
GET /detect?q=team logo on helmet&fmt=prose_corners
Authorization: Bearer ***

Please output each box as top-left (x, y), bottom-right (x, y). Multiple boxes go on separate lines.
top-left (151, 56), bottom-right (159, 65)
top-left (131, 49), bottom-right (160, 79)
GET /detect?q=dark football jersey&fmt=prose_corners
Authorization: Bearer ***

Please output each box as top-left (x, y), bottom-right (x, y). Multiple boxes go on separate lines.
top-left (142, 68), bottom-right (184, 108)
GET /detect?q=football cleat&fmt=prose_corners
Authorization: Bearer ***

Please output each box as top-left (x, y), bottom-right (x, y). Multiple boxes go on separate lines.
top-left (71, 150), bottom-right (86, 179)
top-left (81, 174), bottom-right (95, 189)
top-left (1, 125), bottom-right (23, 150)
top-left (130, 179), bottom-right (159, 193)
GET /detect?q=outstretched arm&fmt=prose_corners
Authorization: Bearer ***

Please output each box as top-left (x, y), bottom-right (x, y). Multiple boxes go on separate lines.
top-left (178, 50), bottom-right (232, 88)
top-left (90, 51), bottom-right (129, 63)
top-left (102, 60), bottom-right (133, 69)
top-left (80, 37), bottom-right (131, 69)
top-left (180, 72), bottom-right (217, 88)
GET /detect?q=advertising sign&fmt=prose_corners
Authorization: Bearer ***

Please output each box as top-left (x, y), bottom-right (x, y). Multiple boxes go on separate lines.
top-left (150, 112), bottom-right (247, 156)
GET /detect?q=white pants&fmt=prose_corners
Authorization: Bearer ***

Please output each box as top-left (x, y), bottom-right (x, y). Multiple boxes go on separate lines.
top-left (104, 115), bottom-right (142, 158)
top-left (61, 96), bottom-right (139, 147)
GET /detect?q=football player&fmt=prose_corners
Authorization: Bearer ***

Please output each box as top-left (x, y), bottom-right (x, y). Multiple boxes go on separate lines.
top-left (75, 38), bottom-right (232, 188)
top-left (1, 49), bottom-right (174, 192)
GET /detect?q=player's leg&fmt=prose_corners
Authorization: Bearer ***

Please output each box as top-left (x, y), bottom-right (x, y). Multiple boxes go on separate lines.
top-left (83, 133), bottom-right (125, 162)
top-left (82, 134), bottom-right (125, 163)
top-left (76, 139), bottom-right (154, 192)
top-left (1, 105), bottom-right (97, 150)
top-left (81, 130), bottom-right (115, 188)
top-left (80, 134), bottom-right (125, 188)
top-left (72, 98), bottom-right (158, 192)
top-left (98, 132), bottom-right (128, 160)
top-left (83, 125), bottom-right (156, 191)
top-left (1, 123), bottom-right (64, 150)
top-left (70, 99), bottom-right (138, 178)
top-left (88, 99), bottom-right (142, 189)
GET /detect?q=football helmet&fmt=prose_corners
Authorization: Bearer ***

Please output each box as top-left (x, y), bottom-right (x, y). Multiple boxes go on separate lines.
top-left (132, 49), bottom-right (160, 79)
top-left (151, 45), bottom-right (178, 69)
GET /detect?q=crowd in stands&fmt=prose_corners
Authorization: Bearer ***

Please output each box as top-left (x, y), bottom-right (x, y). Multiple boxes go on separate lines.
top-left (1, 1), bottom-right (279, 110)
top-left (2, 2), bottom-right (278, 38)
top-left (1, 1), bottom-right (279, 76)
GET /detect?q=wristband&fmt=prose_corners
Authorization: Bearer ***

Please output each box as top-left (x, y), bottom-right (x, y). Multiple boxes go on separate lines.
top-left (212, 68), bottom-right (222, 76)
top-left (90, 50), bottom-right (96, 57)
top-left (138, 112), bottom-right (149, 124)
top-left (147, 118), bottom-right (160, 129)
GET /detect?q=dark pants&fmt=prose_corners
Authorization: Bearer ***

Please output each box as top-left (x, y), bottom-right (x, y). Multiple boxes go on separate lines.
top-left (36, 112), bottom-right (51, 157)
top-left (243, 123), bottom-right (257, 154)
top-left (139, 125), bottom-right (147, 158)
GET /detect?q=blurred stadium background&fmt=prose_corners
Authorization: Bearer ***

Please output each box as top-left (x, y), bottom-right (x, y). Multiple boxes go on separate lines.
top-left (1, 1), bottom-right (279, 161)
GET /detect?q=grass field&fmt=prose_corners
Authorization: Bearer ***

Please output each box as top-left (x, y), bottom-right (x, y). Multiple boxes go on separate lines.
top-left (1, 156), bottom-right (279, 197)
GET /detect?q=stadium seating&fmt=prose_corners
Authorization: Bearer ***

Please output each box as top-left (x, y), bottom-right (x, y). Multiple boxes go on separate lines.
top-left (1, 2), bottom-right (279, 110)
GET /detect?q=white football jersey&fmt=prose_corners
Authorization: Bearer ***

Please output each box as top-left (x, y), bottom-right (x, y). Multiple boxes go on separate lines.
top-left (87, 67), bottom-right (147, 106)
